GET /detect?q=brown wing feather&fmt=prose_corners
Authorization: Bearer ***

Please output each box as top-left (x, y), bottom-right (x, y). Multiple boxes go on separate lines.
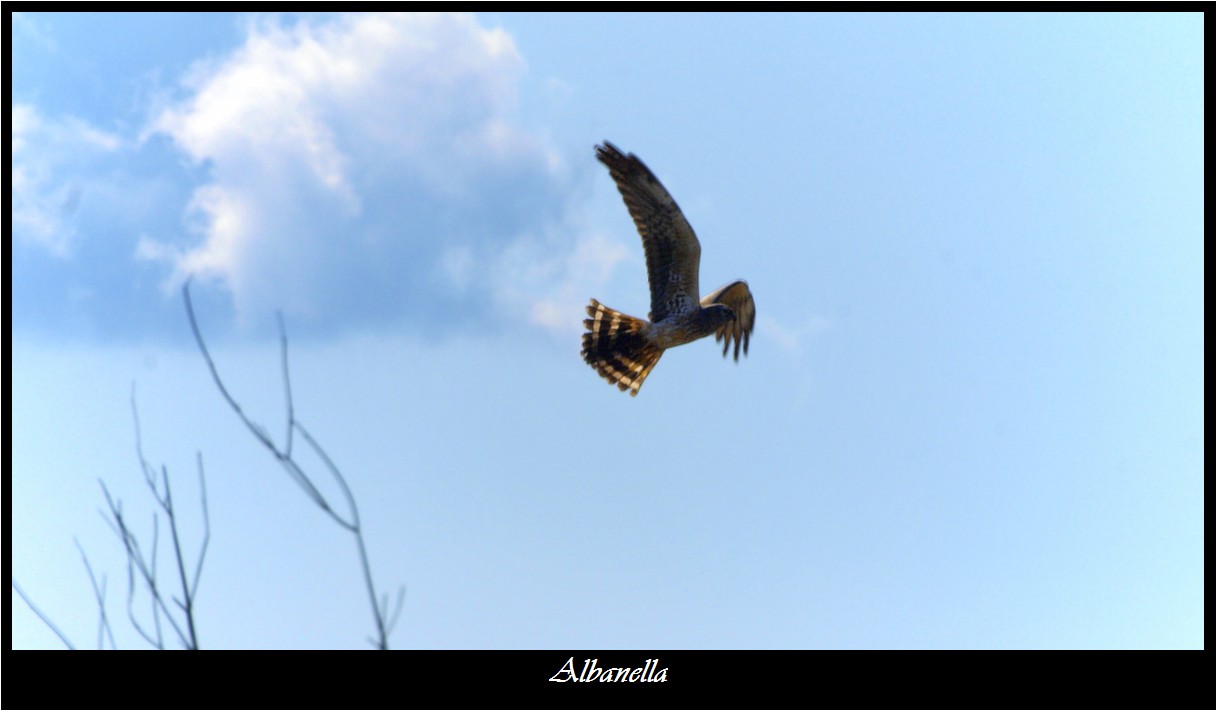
top-left (596, 142), bottom-right (700, 322)
top-left (700, 280), bottom-right (756, 361)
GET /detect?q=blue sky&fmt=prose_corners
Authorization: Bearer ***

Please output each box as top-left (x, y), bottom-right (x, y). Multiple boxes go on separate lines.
top-left (11, 12), bottom-right (1204, 649)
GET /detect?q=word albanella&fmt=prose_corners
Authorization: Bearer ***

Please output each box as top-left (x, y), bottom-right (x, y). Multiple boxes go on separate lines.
top-left (549, 657), bottom-right (669, 683)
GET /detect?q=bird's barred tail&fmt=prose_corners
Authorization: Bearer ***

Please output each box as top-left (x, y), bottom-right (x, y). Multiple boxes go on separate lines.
top-left (581, 300), bottom-right (663, 397)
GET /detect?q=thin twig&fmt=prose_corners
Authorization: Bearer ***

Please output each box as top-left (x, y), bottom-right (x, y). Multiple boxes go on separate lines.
top-left (102, 474), bottom-right (191, 648)
top-left (75, 539), bottom-right (117, 650)
top-left (12, 580), bottom-right (76, 650)
top-left (295, 420), bottom-right (388, 645)
top-left (295, 422), bottom-right (359, 531)
top-left (160, 465), bottom-right (198, 649)
top-left (99, 482), bottom-right (160, 648)
top-left (109, 387), bottom-right (213, 649)
top-left (190, 452), bottom-right (210, 601)
top-left (385, 586), bottom-right (407, 637)
top-left (183, 281), bottom-right (284, 454)
top-left (279, 311), bottom-right (295, 457)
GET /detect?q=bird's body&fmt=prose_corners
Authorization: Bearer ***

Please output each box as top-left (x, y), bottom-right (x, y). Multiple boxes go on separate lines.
top-left (646, 305), bottom-right (735, 350)
top-left (582, 142), bottom-right (756, 396)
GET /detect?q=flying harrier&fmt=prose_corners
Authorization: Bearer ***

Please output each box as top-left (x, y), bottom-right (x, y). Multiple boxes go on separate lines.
top-left (582, 141), bottom-right (756, 396)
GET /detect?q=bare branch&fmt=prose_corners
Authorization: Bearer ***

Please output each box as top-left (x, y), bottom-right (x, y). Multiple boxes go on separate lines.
top-left (183, 282), bottom-right (342, 515)
top-left (183, 281), bottom-right (402, 649)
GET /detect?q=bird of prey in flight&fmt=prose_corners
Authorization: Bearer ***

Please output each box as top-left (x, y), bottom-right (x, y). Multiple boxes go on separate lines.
top-left (582, 141), bottom-right (756, 396)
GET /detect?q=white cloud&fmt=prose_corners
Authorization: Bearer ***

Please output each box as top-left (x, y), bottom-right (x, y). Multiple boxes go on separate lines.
top-left (142, 12), bottom-right (596, 334)
top-left (12, 12), bottom-right (58, 53)
top-left (495, 231), bottom-right (632, 336)
top-left (11, 103), bottom-right (123, 256)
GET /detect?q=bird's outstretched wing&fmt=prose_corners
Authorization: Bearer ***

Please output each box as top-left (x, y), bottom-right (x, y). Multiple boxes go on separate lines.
top-left (700, 280), bottom-right (756, 361)
top-left (596, 141), bottom-right (700, 322)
